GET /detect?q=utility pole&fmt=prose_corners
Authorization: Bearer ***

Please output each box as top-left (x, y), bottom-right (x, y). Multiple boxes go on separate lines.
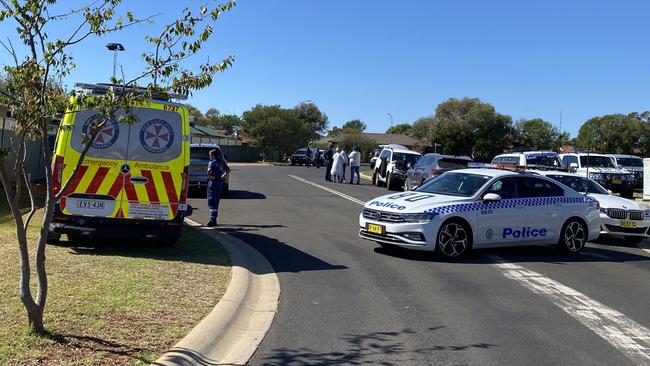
top-left (387, 113), bottom-right (394, 144)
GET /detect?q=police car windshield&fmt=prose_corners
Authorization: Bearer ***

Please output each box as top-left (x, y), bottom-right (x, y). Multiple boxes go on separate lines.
top-left (547, 175), bottom-right (609, 195)
top-left (580, 156), bottom-right (616, 168)
top-left (415, 172), bottom-right (491, 197)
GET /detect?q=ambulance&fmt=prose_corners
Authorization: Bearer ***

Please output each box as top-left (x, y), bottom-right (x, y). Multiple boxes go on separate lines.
top-left (48, 83), bottom-right (192, 246)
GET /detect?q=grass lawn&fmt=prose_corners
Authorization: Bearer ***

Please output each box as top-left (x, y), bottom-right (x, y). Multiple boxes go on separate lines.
top-left (0, 193), bottom-right (231, 365)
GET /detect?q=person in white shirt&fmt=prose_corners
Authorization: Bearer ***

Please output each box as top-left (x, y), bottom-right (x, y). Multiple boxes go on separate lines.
top-left (340, 148), bottom-right (348, 182)
top-left (348, 146), bottom-right (361, 184)
top-left (330, 147), bottom-right (344, 183)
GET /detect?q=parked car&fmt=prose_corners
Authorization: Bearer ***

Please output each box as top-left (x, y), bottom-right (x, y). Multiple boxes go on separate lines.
top-left (372, 145), bottom-right (421, 190)
top-left (290, 148), bottom-right (318, 166)
top-left (405, 154), bottom-right (473, 190)
top-left (560, 153), bottom-right (636, 198)
top-left (491, 151), bottom-right (565, 170)
top-left (539, 171), bottom-right (650, 244)
top-left (189, 143), bottom-right (229, 196)
top-left (611, 154), bottom-right (643, 189)
top-left (359, 168), bottom-right (600, 258)
top-left (369, 148), bottom-right (381, 169)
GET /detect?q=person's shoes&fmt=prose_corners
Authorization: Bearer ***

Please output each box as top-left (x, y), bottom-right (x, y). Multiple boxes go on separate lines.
top-left (348, 182), bottom-right (352, 184)
top-left (207, 221), bottom-right (217, 227)
top-left (356, 182), bottom-right (360, 185)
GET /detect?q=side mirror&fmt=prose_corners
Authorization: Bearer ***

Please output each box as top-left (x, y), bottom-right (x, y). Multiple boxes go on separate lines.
top-left (569, 163), bottom-right (578, 172)
top-left (483, 193), bottom-right (502, 202)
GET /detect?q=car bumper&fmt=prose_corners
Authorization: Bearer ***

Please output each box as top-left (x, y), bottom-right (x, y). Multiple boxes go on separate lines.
top-left (358, 214), bottom-right (439, 251)
top-left (599, 215), bottom-right (650, 237)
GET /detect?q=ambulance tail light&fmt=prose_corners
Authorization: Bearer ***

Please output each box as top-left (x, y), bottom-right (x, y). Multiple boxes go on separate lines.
top-left (180, 166), bottom-right (189, 204)
top-left (53, 155), bottom-right (64, 195)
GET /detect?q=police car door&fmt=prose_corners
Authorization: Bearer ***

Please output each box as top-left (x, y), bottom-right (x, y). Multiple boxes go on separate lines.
top-left (516, 177), bottom-right (565, 244)
top-left (476, 177), bottom-right (527, 247)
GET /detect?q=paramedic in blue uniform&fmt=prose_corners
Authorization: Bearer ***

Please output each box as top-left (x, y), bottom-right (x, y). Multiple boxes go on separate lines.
top-left (207, 149), bottom-right (230, 227)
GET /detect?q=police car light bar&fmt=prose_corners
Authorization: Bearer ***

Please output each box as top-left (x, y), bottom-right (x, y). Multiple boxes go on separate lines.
top-left (467, 162), bottom-right (523, 172)
top-left (74, 83), bottom-right (188, 101)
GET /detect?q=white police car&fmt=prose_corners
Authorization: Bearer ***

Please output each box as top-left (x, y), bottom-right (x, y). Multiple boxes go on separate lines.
top-left (359, 168), bottom-right (601, 258)
top-left (537, 171), bottom-right (650, 244)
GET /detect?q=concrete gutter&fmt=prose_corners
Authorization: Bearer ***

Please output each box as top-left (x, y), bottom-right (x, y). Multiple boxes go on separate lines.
top-left (153, 219), bottom-right (280, 366)
top-left (360, 170), bottom-right (373, 181)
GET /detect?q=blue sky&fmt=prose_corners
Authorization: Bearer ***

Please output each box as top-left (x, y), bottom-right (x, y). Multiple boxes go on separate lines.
top-left (1, 0), bottom-right (649, 137)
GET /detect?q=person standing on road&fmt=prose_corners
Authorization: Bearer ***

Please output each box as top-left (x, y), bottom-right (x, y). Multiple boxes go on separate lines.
top-left (305, 146), bottom-right (311, 168)
top-left (340, 147), bottom-right (348, 182)
top-left (331, 147), bottom-right (344, 183)
top-left (348, 146), bottom-right (361, 184)
top-left (325, 145), bottom-right (334, 181)
top-left (207, 149), bottom-right (230, 227)
top-left (316, 150), bottom-right (321, 168)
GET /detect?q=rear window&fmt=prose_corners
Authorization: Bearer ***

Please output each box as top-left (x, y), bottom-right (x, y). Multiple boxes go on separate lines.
top-left (438, 158), bottom-right (471, 170)
top-left (526, 154), bottom-right (563, 168)
top-left (70, 106), bottom-right (183, 163)
top-left (190, 147), bottom-right (214, 160)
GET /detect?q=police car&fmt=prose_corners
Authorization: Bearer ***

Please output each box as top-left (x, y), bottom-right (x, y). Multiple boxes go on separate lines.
top-left (359, 168), bottom-right (600, 258)
top-left (535, 171), bottom-right (650, 244)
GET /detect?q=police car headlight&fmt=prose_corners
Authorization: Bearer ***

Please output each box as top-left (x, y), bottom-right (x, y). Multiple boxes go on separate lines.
top-left (401, 212), bottom-right (437, 223)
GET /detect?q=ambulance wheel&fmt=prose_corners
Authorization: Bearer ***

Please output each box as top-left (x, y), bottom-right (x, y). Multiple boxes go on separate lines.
top-left (558, 218), bottom-right (587, 254)
top-left (46, 232), bottom-right (61, 244)
top-left (435, 219), bottom-right (472, 258)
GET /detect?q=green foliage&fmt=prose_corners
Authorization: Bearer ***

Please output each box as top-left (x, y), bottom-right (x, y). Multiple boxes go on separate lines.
top-left (515, 118), bottom-right (563, 150)
top-left (386, 123), bottom-right (412, 135)
top-left (328, 119), bottom-right (366, 137)
top-left (241, 104), bottom-right (310, 158)
top-left (187, 104), bottom-right (208, 125)
top-left (575, 114), bottom-right (643, 154)
top-left (294, 102), bottom-right (328, 138)
top-left (336, 134), bottom-right (377, 161)
top-left (410, 116), bottom-right (435, 140)
top-left (432, 98), bottom-right (514, 161)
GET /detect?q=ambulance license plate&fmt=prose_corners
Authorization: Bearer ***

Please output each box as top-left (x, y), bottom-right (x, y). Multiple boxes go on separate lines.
top-left (76, 200), bottom-right (105, 210)
top-left (612, 179), bottom-right (623, 184)
top-left (367, 223), bottom-right (385, 236)
top-left (620, 220), bottom-right (636, 228)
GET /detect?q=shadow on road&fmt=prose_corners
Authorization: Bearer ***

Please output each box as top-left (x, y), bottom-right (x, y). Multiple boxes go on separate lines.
top-left (221, 229), bottom-right (348, 274)
top-left (372, 243), bottom-right (650, 265)
top-left (259, 327), bottom-right (497, 365)
top-left (188, 189), bottom-right (267, 200)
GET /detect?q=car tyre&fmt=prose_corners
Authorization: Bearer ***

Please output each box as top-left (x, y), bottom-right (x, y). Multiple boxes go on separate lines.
top-left (386, 173), bottom-right (393, 190)
top-left (558, 218), bottom-right (587, 254)
top-left (435, 219), bottom-right (472, 259)
top-left (372, 172), bottom-right (377, 186)
top-left (46, 231), bottom-right (61, 245)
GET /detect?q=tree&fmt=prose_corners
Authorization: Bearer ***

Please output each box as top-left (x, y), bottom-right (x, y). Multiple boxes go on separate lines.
top-left (515, 118), bottom-right (563, 150)
top-left (202, 108), bottom-right (241, 134)
top-left (241, 104), bottom-right (310, 159)
top-left (575, 114), bottom-right (643, 154)
top-left (410, 116), bottom-right (435, 141)
top-left (341, 119), bottom-right (366, 132)
top-left (432, 98), bottom-right (514, 161)
top-left (337, 134), bottom-right (377, 162)
top-left (294, 101), bottom-right (328, 138)
top-left (0, 0), bottom-right (235, 334)
top-left (386, 123), bottom-right (412, 135)
top-left (187, 104), bottom-right (208, 125)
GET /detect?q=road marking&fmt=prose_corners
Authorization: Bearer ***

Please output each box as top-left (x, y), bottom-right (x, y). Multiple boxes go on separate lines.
top-left (288, 175), bottom-right (366, 206)
top-left (491, 255), bottom-right (650, 365)
top-left (292, 173), bottom-right (650, 364)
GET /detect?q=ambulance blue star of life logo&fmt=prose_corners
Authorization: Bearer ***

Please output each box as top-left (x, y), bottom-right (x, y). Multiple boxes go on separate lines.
top-left (82, 114), bottom-right (119, 150)
top-left (140, 119), bottom-right (174, 154)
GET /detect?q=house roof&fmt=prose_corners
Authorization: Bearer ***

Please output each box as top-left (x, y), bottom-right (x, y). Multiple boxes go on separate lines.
top-left (315, 133), bottom-right (429, 147)
top-left (190, 123), bottom-right (230, 138)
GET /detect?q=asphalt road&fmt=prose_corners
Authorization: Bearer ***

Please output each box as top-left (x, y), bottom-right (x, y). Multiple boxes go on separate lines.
top-left (188, 164), bottom-right (650, 366)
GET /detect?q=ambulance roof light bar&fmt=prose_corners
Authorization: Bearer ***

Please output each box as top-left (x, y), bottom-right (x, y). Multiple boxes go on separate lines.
top-left (74, 83), bottom-right (188, 101)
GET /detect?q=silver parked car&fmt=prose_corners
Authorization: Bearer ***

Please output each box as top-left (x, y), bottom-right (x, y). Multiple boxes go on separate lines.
top-left (189, 143), bottom-right (230, 196)
top-left (404, 153), bottom-right (472, 190)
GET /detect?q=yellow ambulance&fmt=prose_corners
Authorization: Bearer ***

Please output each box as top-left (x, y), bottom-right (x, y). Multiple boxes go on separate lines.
top-left (48, 83), bottom-right (192, 246)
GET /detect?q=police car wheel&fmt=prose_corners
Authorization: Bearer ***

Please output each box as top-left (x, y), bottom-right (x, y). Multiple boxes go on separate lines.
top-left (558, 219), bottom-right (586, 253)
top-left (436, 219), bottom-right (472, 258)
top-left (372, 172), bottom-right (378, 186)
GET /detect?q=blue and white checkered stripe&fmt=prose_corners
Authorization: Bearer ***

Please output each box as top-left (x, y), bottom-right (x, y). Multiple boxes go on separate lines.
top-left (424, 196), bottom-right (597, 215)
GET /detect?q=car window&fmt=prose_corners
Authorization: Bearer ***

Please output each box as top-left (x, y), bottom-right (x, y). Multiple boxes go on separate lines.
top-left (416, 155), bottom-right (432, 167)
top-left (438, 158), bottom-right (470, 170)
top-left (485, 177), bottom-right (518, 199)
top-left (579, 155), bottom-right (616, 168)
top-left (546, 175), bottom-right (609, 195)
top-left (616, 157), bottom-right (643, 168)
top-left (525, 153), bottom-right (563, 167)
top-left (498, 156), bottom-right (519, 164)
top-left (562, 155), bottom-right (579, 167)
top-left (416, 172), bottom-right (491, 197)
top-left (393, 152), bottom-right (420, 165)
top-left (518, 177), bottom-right (564, 197)
top-left (190, 147), bottom-right (214, 160)
top-left (380, 150), bottom-right (390, 159)
top-left (491, 157), bottom-right (501, 164)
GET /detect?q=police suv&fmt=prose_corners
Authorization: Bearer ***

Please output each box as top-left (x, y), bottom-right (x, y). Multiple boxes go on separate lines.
top-left (359, 168), bottom-right (600, 258)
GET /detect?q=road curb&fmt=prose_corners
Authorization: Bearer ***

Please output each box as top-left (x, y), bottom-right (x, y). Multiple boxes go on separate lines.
top-left (360, 171), bottom-right (373, 181)
top-left (153, 219), bottom-right (280, 366)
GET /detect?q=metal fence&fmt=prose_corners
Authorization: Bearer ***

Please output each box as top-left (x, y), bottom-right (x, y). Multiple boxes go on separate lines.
top-left (1, 120), bottom-right (48, 183)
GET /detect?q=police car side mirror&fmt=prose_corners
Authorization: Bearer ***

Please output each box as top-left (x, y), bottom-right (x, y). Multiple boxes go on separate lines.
top-left (483, 193), bottom-right (502, 202)
top-left (569, 163), bottom-right (578, 172)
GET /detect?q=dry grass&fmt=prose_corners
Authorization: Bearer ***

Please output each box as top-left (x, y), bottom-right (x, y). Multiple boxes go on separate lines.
top-left (0, 201), bottom-right (231, 365)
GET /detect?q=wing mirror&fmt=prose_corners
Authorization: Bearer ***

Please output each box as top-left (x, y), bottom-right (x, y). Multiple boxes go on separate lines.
top-left (483, 193), bottom-right (502, 202)
top-left (569, 163), bottom-right (578, 172)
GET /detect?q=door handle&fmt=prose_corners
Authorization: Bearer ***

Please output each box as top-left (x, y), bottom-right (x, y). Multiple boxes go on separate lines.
top-left (129, 176), bottom-right (148, 184)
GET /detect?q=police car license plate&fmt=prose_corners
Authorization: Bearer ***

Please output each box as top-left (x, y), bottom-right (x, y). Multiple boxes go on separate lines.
top-left (620, 220), bottom-right (636, 228)
top-left (367, 223), bottom-right (385, 235)
top-left (612, 179), bottom-right (623, 184)
top-left (76, 200), bottom-right (105, 210)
